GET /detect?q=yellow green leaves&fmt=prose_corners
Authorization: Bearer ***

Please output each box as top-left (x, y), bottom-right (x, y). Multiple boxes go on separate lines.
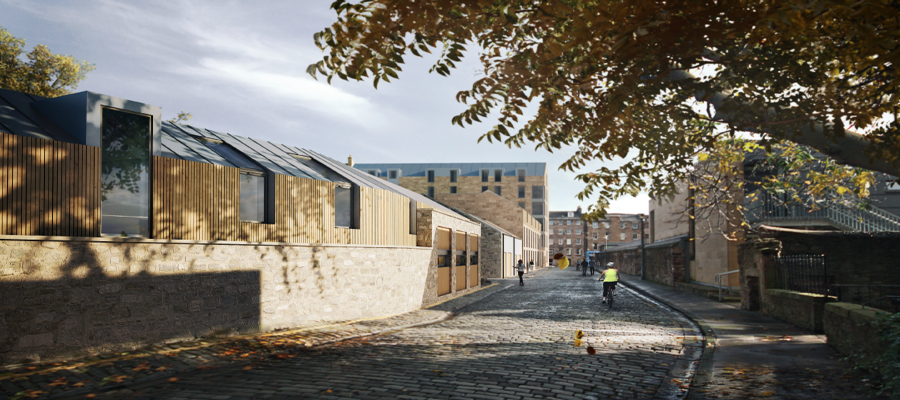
top-left (309, 0), bottom-right (900, 217)
top-left (0, 26), bottom-right (94, 98)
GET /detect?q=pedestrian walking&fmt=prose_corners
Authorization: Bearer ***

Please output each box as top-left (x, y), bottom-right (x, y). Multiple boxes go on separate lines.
top-left (516, 259), bottom-right (526, 286)
top-left (529, 259), bottom-right (535, 272)
top-left (589, 260), bottom-right (596, 275)
top-left (581, 259), bottom-right (589, 276)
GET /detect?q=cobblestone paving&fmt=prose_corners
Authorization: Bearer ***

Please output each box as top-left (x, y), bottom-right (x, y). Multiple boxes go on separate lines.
top-left (71, 269), bottom-right (695, 400)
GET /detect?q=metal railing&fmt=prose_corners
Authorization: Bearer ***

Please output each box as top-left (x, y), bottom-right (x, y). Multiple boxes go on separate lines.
top-left (773, 254), bottom-right (829, 295)
top-left (715, 270), bottom-right (740, 302)
top-left (749, 191), bottom-right (900, 232)
top-left (832, 285), bottom-right (900, 312)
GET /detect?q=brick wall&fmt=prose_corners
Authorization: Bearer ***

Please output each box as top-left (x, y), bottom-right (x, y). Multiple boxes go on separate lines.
top-left (0, 237), bottom-right (432, 365)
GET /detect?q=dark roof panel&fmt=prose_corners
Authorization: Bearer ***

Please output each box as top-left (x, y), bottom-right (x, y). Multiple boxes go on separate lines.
top-left (0, 90), bottom-right (79, 143)
top-left (160, 122), bottom-right (237, 167)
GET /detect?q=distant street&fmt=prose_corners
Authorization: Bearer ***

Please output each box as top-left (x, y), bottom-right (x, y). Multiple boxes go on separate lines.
top-left (81, 268), bottom-right (695, 399)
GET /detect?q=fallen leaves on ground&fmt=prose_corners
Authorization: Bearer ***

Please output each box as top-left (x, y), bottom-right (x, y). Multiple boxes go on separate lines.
top-left (47, 377), bottom-right (69, 387)
top-left (10, 390), bottom-right (44, 399)
top-left (131, 362), bottom-right (152, 372)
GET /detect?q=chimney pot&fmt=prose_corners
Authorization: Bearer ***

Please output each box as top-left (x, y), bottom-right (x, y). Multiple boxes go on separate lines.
top-left (347, 155), bottom-right (354, 166)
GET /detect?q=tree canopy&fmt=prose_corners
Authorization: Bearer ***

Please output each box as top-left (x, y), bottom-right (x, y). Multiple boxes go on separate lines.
top-left (309, 0), bottom-right (900, 218)
top-left (0, 26), bottom-right (94, 98)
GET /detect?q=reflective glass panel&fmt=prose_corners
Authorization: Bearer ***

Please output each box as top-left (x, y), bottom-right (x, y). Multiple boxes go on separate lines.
top-left (240, 173), bottom-right (266, 222)
top-left (532, 185), bottom-right (544, 199)
top-left (101, 108), bottom-right (151, 237)
top-left (335, 186), bottom-right (351, 227)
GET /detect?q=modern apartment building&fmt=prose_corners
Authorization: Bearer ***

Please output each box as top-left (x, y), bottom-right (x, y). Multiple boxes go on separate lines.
top-left (549, 206), bottom-right (648, 260)
top-left (354, 162), bottom-right (550, 264)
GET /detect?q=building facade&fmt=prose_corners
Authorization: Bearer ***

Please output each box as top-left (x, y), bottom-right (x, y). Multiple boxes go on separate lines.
top-left (548, 206), bottom-right (648, 262)
top-left (354, 162), bottom-right (549, 264)
top-left (436, 191), bottom-right (544, 275)
top-left (0, 88), bottom-right (482, 365)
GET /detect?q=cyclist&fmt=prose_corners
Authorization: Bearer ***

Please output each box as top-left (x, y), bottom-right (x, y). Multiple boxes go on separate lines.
top-left (597, 262), bottom-right (619, 304)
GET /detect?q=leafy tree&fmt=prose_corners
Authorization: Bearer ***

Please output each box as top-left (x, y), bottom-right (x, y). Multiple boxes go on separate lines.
top-left (309, 0), bottom-right (900, 219)
top-left (0, 26), bottom-right (94, 98)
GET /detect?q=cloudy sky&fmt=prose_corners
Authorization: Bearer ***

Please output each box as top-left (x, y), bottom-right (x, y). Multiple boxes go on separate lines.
top-left (1, 0), bottom-right (649, 215)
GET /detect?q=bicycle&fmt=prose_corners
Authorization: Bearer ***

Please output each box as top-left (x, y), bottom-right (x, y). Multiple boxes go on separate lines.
top-left (607, 284), bottom-right (616, 309)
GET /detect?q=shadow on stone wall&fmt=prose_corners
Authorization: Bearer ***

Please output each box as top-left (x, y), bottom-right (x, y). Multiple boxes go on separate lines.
top-left (0, 240), bottom-right (262, 366)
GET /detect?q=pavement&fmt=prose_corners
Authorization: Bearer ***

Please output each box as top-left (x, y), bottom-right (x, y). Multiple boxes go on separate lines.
top-left (618, 273), bottom-right (886, 399)
top-left (0, 266), bottom-right (883, 399)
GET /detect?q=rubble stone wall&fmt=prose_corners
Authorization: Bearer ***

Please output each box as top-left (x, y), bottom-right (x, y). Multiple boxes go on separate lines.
top-left (0, 236), bottom-right (431, 365)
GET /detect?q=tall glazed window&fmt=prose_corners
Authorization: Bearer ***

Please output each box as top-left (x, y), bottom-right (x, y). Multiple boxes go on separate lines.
top-left (101, 108), bottom-right (151, 237)
top-left (240, 171), bottom-right (266, 222)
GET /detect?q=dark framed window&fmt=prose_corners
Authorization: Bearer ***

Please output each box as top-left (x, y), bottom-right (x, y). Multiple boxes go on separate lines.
top-left (481, 186), bottom-right (488, 192)
top-left (240, 171), bottom-right (266, 223)
top-left (368, 170), bottom-right (377, 176)
top-left (518, 201), bottom-right (526, 209)
top-left (427, 186), bottom-right (435, 197)
top-left (335, 183), bottom-right (352, 228)
top-left (518, 186), bottom-right (525, 198)
top-left (494, 186), bottom-right (501, 195)
top-left (427, 170), bottom-right (435, 183)
top-left (494, 169), bottom-right (502, 181)
top-left (450, 170), bottom-right (458, 183)
top-left (450, 186), bottom-right (457, 194)
top-left (532, 185), bottom-right (544, 199)
top-left (409, 200), bottom-right (418, 234)
top-left (100, 108), bottom-right (151, 237)
top-left (532, 201), bottom-right (544, 215)
top-left (481, 170), bottom-right (489, 182)
top-left (517, 169), bottom-right (526, 182)
top-left (389, 170), bottom-right (398, 179)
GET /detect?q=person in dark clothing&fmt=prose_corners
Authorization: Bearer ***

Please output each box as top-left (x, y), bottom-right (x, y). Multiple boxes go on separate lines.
top-left (516, 260), bottom-right (525, 286)
top-left (589, 260), bottom-right (596, 275)
top-left (581, 259), bottom-right (589, 276)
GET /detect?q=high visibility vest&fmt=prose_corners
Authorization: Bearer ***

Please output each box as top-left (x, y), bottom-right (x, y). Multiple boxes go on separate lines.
top-left (604, 269), bottom-right (619, 282)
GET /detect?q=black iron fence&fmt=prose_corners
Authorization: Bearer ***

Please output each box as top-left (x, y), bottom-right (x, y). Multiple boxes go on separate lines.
top-left (831, 285), bottom-right (900, 312)
top-left (773, 254), bottom-right (828, 295)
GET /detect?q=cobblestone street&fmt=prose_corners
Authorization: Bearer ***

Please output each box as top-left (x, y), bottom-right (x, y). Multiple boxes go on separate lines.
top-left (72, 268), bottom-right (698, 400)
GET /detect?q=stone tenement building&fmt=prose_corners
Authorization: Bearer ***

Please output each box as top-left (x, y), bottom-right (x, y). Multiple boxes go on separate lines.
top-left (354, 162), bottom-right (549, 264)
top-left (549, 207), bottom-right (648, 260)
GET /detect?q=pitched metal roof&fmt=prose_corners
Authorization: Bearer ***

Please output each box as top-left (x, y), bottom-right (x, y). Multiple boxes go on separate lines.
top-left (353, 162), bottom-right (547, 177)
top-left (0, 89), bottom-right (80, 144)
top-left (0, 88), bottom-right (467, 219)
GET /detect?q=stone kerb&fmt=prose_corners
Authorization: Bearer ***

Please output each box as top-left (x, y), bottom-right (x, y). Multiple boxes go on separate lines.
top-left (0, 237), bottom-right (431, 366)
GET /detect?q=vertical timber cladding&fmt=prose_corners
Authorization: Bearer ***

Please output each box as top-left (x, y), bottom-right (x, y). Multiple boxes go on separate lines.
top-left (455, 230), bottom-right (467, 291)
top-left (0, 132), bottom-right (100, 237)
top-left (437, 227), bottom-right (451, 295)
top-left (152, 157), bottom-right (416, 245)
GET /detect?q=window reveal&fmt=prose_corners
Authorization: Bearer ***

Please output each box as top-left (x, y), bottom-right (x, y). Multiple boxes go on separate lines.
top-left (100, 108), bottom-right (151, 237)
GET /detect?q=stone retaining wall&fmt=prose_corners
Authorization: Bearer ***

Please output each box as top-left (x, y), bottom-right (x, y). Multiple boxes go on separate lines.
top-left (603, 243), bottom-right (685, 287)
top-left (762, 289), bottom-right (831, 332)
top-left (0, 236), bottom-right (431, 365)
top-left (824, 302), bottom-right (890, 370)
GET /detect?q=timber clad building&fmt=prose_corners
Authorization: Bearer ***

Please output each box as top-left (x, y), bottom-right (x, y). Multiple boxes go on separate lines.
top-left (0, 88), bottom-right (482, 365)
top-left (354, 162), bottom-right (549, 268)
